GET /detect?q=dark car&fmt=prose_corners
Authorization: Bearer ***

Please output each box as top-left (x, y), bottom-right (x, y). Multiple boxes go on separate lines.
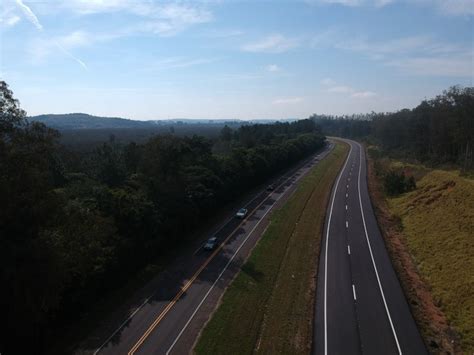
top-left (204, 237), bottom-right (219, 251)
top-left (266, 184), bottom-right (275, 191)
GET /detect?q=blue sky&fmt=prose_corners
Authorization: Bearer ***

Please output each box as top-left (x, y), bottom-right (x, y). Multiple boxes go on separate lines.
top-left (1, 0), bottom-right (473, 120)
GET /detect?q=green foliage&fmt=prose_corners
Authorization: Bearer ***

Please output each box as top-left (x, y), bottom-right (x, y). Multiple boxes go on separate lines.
top-left (0, 81), bottom-right (326, 354)
top-left (384, 171), bottom-right (417, 196)
top-left (312, 86), bottom-right (474, 170)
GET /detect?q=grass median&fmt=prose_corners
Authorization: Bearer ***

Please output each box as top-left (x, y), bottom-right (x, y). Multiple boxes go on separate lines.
top-left (194, 142), bottom-right (348, 355)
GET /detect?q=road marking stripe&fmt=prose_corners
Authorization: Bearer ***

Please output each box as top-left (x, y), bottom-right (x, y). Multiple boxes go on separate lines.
top-left (356, 142), bottom-right (402, 355)
top-left (127, 149), bottom-right (328, 355)
top-left (347, 184), bottom-right (349, 189)
top-left (93, 181), bottom-right (271, 355)
top-left (165, 186), bottom-right (287, 355)
top-left (323, 141), bottom-right (353, 355)
top-left (346, 193), bottom-right (348, 198)
top-left (345, 204), bottom-right (348, 211)
top-left (346, 221), bottom-right (348, 228)
top-left (352, 284), bottom-right (357, 300)
top-left (348, 245), bottom-right (351, 255)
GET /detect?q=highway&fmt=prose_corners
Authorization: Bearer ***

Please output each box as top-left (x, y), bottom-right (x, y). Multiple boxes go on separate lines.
top-left (85, 141), bottom-right (335, 355)
top-left (313, 139), bottom-right (427, 355)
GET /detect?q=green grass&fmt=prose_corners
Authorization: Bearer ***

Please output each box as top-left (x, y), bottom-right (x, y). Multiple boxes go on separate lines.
top-left (388, 166), bottom-right (474, 353)
top-left (195, 142), bottom-right (348, 355)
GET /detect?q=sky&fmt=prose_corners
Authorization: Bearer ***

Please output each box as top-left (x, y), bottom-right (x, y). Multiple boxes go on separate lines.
top-left (0, 0), bottom-right (473, 120)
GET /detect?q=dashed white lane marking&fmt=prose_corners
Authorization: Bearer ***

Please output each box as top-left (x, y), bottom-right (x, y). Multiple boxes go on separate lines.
top-left (346, 221), bottom-right (348, 228)
top-left (323, 142), bottom-right (353, 355)
top-left (352, 284), bottom-right (357, 300)
top-left (345, 205), bottom-right (348, 210)
top-left (348, 245), bottom-right (351, 255)
top-left (346, 193), bottom-right (348, 198)
top-left (347, 184), bottom-right (349, 189)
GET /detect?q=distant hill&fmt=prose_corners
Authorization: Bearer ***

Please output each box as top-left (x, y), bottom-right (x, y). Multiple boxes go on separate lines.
top-left (29, 113), bottom-right (299, 130)
top-left (29, 113), bottom-right (157, 130)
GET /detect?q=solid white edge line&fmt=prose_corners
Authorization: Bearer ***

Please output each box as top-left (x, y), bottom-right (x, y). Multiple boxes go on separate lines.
top-left (352, 284), bottom-right (357, 300)
top-left (323, 141), bottom-right (353, 355)
top-left (165, 145), bottom-right (329, 355)
top-left (356, 142), bottom-right (402, 355)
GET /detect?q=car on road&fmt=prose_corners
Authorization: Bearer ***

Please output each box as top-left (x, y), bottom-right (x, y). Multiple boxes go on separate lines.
top-left (203, 237), bottom-right (219, 251)
top-left (236, 208), bottom-right (248, 219)
top-left (266, 184), bottom-right (275, 191)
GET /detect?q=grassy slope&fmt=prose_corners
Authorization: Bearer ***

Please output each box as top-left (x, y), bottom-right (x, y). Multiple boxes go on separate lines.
top-left (388, 167), bottom-right (474, 352)
top-left (195, 142), bottom-right (348, 354)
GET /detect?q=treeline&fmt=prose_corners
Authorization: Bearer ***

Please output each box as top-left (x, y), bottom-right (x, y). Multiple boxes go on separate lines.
top-left (0, 81), bottom-right (325, 354)
top-left (312, 86), bottom-right (474, 170)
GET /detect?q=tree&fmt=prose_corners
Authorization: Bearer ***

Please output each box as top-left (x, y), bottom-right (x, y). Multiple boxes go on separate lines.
top-left (0, 81), bottom-right (64, 353)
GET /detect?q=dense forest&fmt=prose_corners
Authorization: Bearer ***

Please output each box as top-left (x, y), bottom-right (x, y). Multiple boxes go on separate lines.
top-left (0, 81), bottom-right (325, 354)
top-left (312, 86), bottom-right (474, 170)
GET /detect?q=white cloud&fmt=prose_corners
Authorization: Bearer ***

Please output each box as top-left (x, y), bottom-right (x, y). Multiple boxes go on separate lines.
top-left (60, 1), bottom-right (212, 36)
top-left (413, 0), bottom-right (474, 16)
top-left (143, 57), bottom-right (220, 71)
top-left (386, 56), bottom-right (474, 77)
top-left (317, 0), bottom-right (362, 6)
top-left (310, 0), bottom-right (393, 7)
top-left (242, 34), bottom-right (299, 53)
top-left (374, 0), bottom-right (395, 6)
top-left (273, 97), bottom-right (304, 104)
top-left (265, 64), bottom-right (281, 72)
top-left (321, 77), bottom-right (336, 85)
top-left (327, 85), bottom-right (354, 93)
top-left (29, 30), bottom-right (91, 70)
top-left (324, 79), bottom-right (378, 98)
top-left (57, 30), bottom-right (90, 48)
top-left (351, 91), bottom-right (377, 98)
top-left (15, 0), bottom-right (43, 30)
top-left (319, 31), bottom-right (473, 78)
top-left (311, 0), bottom-right (473, 14)
top-left (200, 29), bottom-right (244, 38)
top-left (6, 15), bottom-right (20, 26)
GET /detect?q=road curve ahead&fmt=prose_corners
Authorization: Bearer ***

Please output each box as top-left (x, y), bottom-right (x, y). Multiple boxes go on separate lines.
top-left (313, 139), bottom-right (427, 355)
top-left (88, 142), bottom-right (335, 355)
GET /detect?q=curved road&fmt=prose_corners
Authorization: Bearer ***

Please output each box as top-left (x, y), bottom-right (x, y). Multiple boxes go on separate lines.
top-left (313, 139), bottom-right (427, 355)
top-left (85, 142), bottom-right (335, 355)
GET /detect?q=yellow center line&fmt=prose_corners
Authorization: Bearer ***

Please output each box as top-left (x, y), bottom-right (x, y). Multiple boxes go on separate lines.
top-left (128, 156), bottom-right (315, 355)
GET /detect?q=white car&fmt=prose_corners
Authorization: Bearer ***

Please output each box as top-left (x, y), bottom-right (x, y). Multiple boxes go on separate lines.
top-left (236, 208), bottom-right (248, 219)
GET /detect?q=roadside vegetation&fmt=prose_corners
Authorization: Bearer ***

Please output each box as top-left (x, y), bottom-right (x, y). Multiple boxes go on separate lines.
top-left (195, 142), bottom-right (348, 354)
top-left (367, 154), bottom-right (474, 353)
top-left (313, 86), bottom-right (473, 171)
top-left (0, 81), bottom-right (325, 354)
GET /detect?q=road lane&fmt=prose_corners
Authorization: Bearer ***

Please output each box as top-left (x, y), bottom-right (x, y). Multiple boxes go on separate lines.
top-left (90, 141), bottom-right (335, 355)
top-left (314, 139), bottom-right (426, 355)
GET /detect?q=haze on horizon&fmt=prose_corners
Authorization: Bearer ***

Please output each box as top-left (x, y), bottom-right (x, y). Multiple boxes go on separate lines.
top-left (1, 0), bottom-right (472, 120)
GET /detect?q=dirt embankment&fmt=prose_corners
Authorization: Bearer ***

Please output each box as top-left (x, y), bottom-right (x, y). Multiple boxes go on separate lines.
top-left (366, 152), bottom-right (461, 354)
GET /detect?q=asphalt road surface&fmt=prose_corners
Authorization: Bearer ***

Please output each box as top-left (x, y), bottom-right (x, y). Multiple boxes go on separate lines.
top-left (313, 139), bottom-right (427, 355)
top-left (87, 141), bottom-right (335, 355)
